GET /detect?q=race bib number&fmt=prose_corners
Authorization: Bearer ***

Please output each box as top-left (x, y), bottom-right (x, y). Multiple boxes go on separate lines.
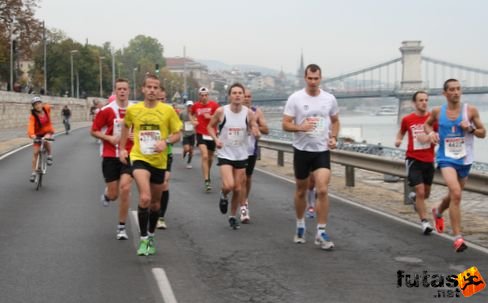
top-left (306, 117), bottom-right (327, 138)
top-left (227, 127), bottom-right (246, 146)
top-left (445, 137), bottom-right (466, 159)
top-left (184, 121), bottom-right (194, 132)
top-left (412, 127), bottom-right (430, 150)
top-left (113, 119), bottom-right (122, 138)
top-left (202, 135), bottom-right (213, 141)
top-left (139, 130), bottom-right (161, 155)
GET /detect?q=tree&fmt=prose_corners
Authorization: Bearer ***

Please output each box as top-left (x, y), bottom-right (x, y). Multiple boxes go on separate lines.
top-left (0, 0), bottom-right (43, 86)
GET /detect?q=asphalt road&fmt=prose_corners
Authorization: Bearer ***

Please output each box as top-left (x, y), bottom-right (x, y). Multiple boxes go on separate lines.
top-left (0, 128), bottom-right (487, 303)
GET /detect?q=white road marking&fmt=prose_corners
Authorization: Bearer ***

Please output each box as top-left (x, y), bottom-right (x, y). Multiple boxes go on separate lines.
top-left (152, 268), bottom-right (178, 303)
top-left (255, 167), bottom-right (488, 255)
top-left (129, 211), bottom-right (178, 303)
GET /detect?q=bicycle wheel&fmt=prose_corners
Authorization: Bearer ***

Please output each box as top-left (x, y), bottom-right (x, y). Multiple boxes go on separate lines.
top-left (41, 150), bottom-right (47, 174)
top-left (35, 152), bottom-right (43, 190)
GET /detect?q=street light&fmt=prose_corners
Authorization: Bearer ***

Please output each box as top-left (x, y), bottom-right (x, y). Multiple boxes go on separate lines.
top-left (99, 56), bottom-right (105, 97)
top-left (9, 16), bottom-right (17, 91)
top-left (70, 49), bottom-right (79, 97)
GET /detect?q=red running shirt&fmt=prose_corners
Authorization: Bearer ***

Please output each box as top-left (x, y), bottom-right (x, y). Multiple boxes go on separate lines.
top-left (91, 102), bottom-right (133, 157)
top-left (400, 112), bottom-right (437, 163)
top-left (191, 100), bottom-right (220, 135)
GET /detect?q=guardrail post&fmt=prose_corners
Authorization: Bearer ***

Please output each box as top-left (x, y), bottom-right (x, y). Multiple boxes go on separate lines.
top-left (277, 151), bottom-right (284, 166)
top-left (403, 178), bottom-right (412, 205)
top-left (345, 165), bottom-right (355, 187)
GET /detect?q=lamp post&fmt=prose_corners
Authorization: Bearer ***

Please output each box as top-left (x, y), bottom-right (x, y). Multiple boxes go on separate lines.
top-left (132, 67), bottom-right (137, 100)
top-left (70, 49), bottom-right (78, 97)
top-left (99, 56), bottom-right (105, 97)
top-left (9, 16), bottom-right (17, 91)
top-left (42, 21), bottom-right (47, 94)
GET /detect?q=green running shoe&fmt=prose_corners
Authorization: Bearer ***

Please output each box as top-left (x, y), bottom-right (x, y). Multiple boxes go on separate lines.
top-left (147, 236), bottom-right (156, 255)
top-left (137, 239), bottom-right (149, 256)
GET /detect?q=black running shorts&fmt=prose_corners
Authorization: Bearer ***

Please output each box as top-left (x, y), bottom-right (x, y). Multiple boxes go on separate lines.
top-left (102, 157), bottom-right (132, 183)
top-left (196, 134), bottom-right (216, 152)
top-left (405, 158), bottom-right (435, 187)
top-left (293, 148), bottom-right (331, 180)
top-left (131, 160), bottom-right (166, 185)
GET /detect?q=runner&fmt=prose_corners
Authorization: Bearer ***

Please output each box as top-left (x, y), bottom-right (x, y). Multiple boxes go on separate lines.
top-left (190, 87), bottom-right (220, 191)
top-left (424, 78), bottom-right (486, 252)
top-left (181, 100), bottom-right (196, 169)
top-left (91, 78), bottom-right (134, 240)
top-left (241, 88), bottom-right (269, 223)
top-left (207, 83), bottom-right (260, 229)
top-left (395, 91), bottom-right (437, 235)
top-left (156, 87), bottom-right (177, 230)
top-left (27, 96), bottom-right (55, 182)
top-left (119, 74), bottom-right (182, 256)
top-left (282, 64), bottom-right (340, 250)
top-left (61, 105), bottom-right (71, 135)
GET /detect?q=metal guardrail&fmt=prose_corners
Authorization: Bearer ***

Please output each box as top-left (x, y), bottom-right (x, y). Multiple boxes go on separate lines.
top-left (258, 138), bottom-right (488, 201)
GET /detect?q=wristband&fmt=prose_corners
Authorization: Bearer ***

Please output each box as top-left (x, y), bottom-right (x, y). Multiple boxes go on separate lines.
top-left (469, 126), bottom-right (476, 134)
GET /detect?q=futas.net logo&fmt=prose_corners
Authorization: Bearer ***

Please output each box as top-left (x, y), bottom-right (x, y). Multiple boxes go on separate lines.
top-left (397, 266), bottom-right (485, 298)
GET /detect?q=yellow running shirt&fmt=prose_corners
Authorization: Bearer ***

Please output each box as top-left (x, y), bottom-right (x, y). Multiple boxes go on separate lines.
top-left (124, 102), bottom-right (182, 169)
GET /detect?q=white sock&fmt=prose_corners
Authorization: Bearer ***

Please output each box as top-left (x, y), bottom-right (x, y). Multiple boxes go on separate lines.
top-left (317, 224), bottom-right (326, 236)
top-left (296, 218), bottom-right (305, 229)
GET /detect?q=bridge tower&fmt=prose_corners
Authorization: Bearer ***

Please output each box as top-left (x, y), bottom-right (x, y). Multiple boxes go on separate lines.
top-left (396, 41), bottom-right (424, 123)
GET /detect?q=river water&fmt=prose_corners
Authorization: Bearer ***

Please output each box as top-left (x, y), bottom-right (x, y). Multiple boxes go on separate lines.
top-left (264, 98), bottom-right (488, 163)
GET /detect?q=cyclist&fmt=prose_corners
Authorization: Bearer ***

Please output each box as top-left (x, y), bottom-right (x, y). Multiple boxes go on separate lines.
top-left (27, 96), bottom-right (55, 182)
top-left (61, 105), bottom-right (71, 134)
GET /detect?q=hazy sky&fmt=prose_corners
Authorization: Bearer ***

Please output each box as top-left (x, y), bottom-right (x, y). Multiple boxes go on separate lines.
top-left (36, 0), bottom-right (487, 76)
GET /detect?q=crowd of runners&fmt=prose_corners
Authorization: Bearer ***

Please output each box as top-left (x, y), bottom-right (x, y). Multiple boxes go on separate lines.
top-left (27, 63), bottom-right (485, 256)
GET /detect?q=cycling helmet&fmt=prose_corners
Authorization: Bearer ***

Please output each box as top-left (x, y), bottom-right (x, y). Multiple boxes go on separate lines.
top-left (31, 96), bottom-right (42, 105)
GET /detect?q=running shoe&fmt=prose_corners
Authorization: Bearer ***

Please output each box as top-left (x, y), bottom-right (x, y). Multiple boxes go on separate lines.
top-left (46, 155), bottom-right (53, 166)
top-left (29, 172), bottom-right (36, 183)
top-left (453, 237), bottom-right (468, 253)
top-left (147, 236), bottom-right (156, 255)
top-left (156, 218), bottom-right (167, 230)
top-left (293, 227), bottom-right (306, 244)
top-left (186, 164), bottom-right (192, 169)
top-left (240, 207), bottom-right (250, 224)
top-left (315, 231), bottom-right (335, 250)
top-left (137, 239), bottom-right (149, 256)
top-left (229, 217), bottom-right (240, 230)
top-left (306, 206), bottom-right (315, 219)
top-left (100, 194), bottom-right (109, 207)
top-left (219, 192), bottom-right (229, 214)
top-left (431, 208), bottom-right (444, 233)
top-left (116, 228), bottom-right (128, 240)
top-left (205, 180), bottom-right (212, 192)
top-left (421, 221), bottom-right (433, 235)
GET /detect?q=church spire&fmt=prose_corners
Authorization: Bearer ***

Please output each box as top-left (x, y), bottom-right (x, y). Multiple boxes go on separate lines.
top-left (297, 49), bottom-right (305, 88)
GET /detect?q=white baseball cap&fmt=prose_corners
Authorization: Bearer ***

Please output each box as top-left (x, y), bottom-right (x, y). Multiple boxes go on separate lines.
top-left (198, 87), bottom-right (209, 94)
top-left (185, 100), bottom-right (194, 106)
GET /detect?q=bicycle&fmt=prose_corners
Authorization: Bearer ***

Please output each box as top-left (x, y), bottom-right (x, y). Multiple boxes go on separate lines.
top-left (33, 137), bottom-right (55, 190)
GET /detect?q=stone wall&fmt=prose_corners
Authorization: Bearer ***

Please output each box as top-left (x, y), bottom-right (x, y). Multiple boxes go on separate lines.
top-left (0, 91), bottom-right (105, 129)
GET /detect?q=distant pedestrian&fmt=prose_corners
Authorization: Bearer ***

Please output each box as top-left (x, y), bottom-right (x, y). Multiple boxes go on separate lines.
top-left (61, 105), bottom-right (72, 134)
top-left (181, 100), bottom-right (196, 169)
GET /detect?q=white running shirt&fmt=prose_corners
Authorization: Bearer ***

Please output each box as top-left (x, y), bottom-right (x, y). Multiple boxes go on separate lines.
top-left (283, 89), bottom-right (339, 152)
top-left (217, 105), bottom-right (250, 161)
